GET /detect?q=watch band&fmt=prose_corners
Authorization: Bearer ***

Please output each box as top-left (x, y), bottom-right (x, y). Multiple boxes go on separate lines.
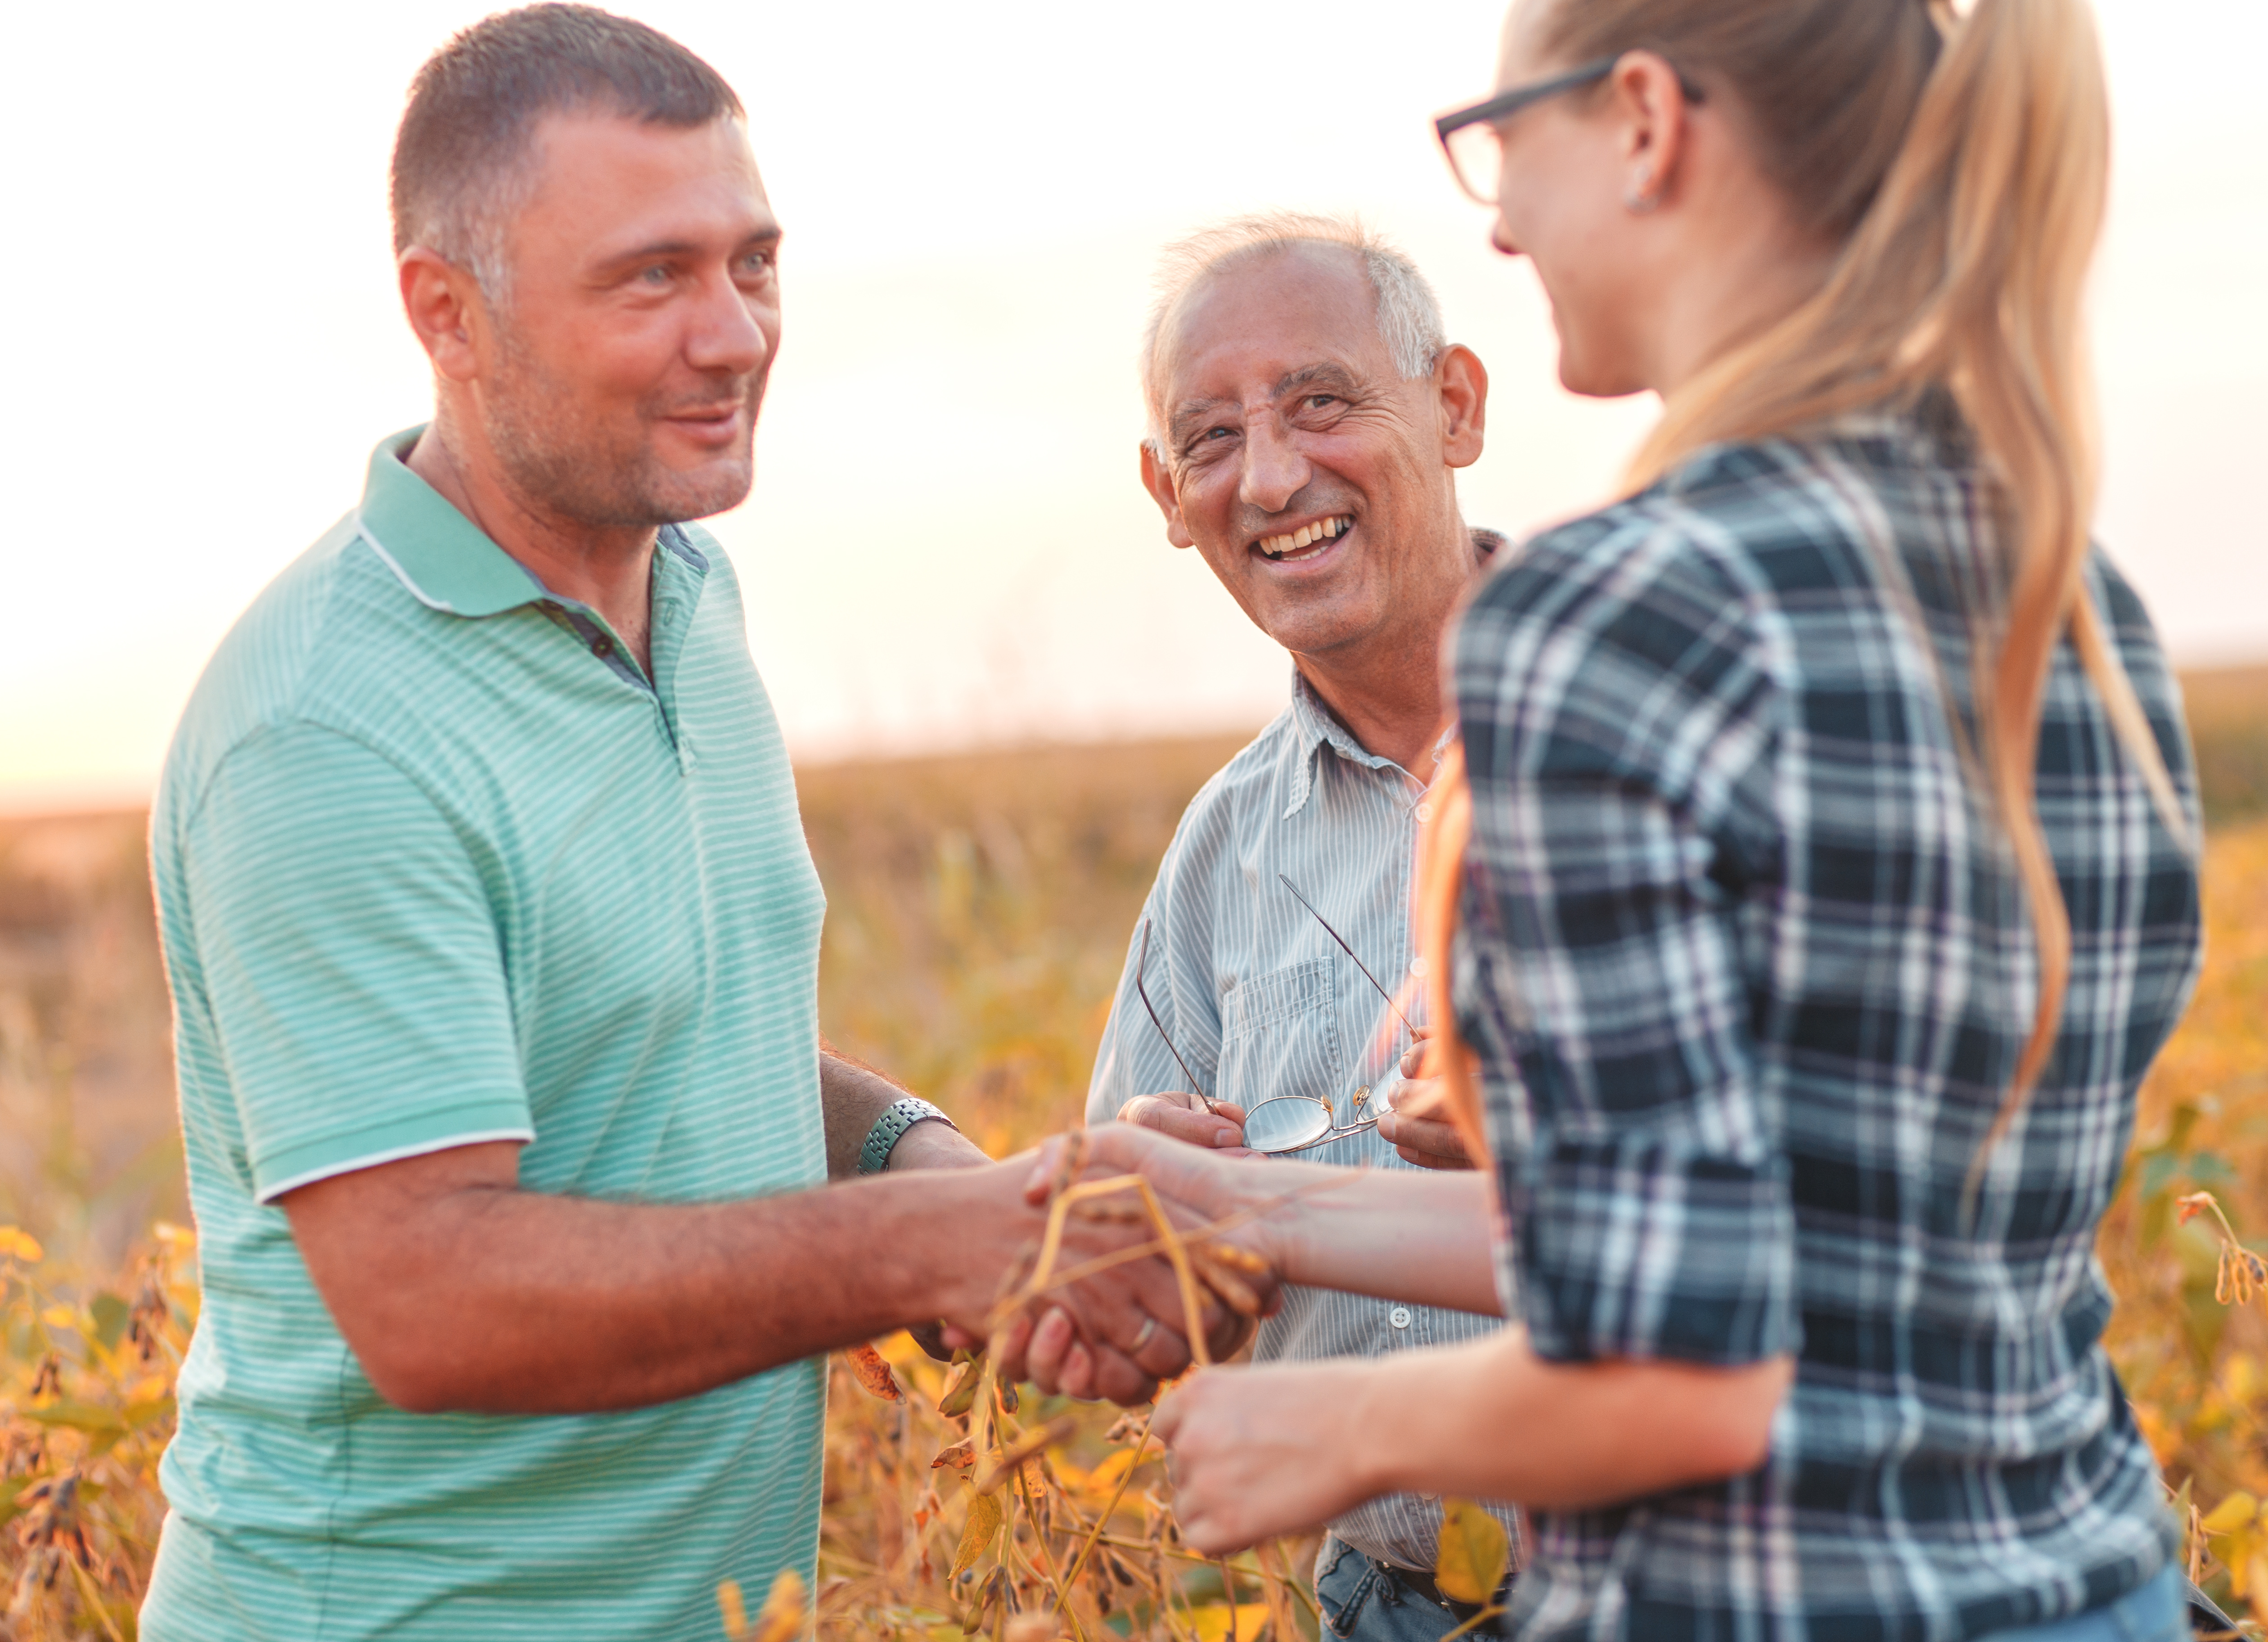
top-left (857, 1096), bottom-right (958, 1175)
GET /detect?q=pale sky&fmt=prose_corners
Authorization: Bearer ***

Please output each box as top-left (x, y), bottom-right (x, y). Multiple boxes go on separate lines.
top-left (4, 0), bottom-right (2263, 812)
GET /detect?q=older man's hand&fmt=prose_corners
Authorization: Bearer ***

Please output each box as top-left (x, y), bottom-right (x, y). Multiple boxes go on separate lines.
top-left (1373, 1030), bottom-right (1477, 1171)
top-left (1114, 1090), bottom-right (1253, 1153)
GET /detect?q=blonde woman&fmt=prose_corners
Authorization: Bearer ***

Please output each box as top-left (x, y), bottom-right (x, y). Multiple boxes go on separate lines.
top-left (1039, 0), bottom-right (2209, 1636)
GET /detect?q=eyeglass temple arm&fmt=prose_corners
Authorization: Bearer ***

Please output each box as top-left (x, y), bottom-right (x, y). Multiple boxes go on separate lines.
top-left (1276, 872), bottom-right (1417, 1038)
top-left (1136, 919), bottom-right (1216, 1114)
top-left (1433, 53), bottom-right (1706, 142)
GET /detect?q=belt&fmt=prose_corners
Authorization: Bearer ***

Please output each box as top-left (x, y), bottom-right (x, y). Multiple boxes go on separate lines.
top-left (1370, 1556), bottom-right (1515, 1634)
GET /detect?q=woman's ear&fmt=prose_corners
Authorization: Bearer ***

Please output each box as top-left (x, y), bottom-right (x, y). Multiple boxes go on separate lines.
top-left (1608, 50), bottom-right (1697, 213)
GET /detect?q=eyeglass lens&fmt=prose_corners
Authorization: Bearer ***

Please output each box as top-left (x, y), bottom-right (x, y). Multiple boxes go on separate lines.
top-left (1444, 120), bottom-right (1504, 207)
top-left (1245, 1096), bottom-right (1335, 1154)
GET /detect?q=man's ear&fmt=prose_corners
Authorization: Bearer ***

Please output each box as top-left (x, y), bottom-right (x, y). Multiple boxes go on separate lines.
top-left (1138, 441), bottom-right (1197, 550)
top-left (1435, 344), bottom-right (1488, 470)
top-left (398, 247), bottom-right (487, 385)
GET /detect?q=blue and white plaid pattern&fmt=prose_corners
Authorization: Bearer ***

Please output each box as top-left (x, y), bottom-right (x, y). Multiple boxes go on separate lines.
top-left (1450, 403), bottom-right (2204, 1642)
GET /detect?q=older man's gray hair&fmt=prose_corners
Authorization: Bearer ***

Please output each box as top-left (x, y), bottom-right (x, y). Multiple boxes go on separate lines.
top-left (1139, 213), bottom-right (1449, 456)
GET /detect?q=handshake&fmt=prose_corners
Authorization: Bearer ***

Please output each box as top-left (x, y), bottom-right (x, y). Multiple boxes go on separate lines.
top-left (938, 1123), bottom-right (1293, 1407)
top-left (953, 1033), bottom-right (1476, 1407)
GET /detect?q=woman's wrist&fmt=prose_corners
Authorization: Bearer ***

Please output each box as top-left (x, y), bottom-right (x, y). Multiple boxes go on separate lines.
top-left (1238, 1160), bottom-right (1359, 1289)
top-left (1335, 1351), bottom-right (1428, 1502)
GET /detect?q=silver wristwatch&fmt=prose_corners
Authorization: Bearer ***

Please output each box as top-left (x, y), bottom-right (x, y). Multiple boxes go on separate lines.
top-left (857, 1096), bottom-right (958, 1175)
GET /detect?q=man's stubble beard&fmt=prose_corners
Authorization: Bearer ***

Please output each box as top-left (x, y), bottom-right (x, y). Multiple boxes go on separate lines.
top-left (483, 330), bottom-right (767, 528)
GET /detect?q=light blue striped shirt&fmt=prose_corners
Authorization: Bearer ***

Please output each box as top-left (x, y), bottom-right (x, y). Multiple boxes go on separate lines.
top-left (1087, 670), bottom-right (1520, 1573)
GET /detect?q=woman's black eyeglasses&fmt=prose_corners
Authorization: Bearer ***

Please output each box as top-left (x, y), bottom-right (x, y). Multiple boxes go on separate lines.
top-left (1434, 54), bottom-right (1706, 208)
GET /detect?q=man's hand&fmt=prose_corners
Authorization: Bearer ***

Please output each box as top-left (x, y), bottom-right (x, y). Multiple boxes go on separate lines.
top-left (1373, 1031), bottom-right (1476, 1171)
top-left (1114, 1090), bottom-right (1253, 1153)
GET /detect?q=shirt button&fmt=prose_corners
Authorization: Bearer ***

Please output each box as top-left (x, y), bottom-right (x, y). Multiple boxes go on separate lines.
top-left (1390, 1306), bottom-right (1412, 1330)
top-left (591, 636), bottom-right (614, 658)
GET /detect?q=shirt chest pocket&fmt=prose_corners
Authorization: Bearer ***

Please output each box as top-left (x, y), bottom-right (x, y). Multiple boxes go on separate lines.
top-left (1216, 958), bottom-right (1343, 1113)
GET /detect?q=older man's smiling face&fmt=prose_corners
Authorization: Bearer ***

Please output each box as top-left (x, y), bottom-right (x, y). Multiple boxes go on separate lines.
top-left (1143, 245), bottom-right (1469, 662)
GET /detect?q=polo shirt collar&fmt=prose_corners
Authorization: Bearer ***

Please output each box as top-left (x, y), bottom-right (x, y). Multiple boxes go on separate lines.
top-left (355, 427), bottom-right (553, 618)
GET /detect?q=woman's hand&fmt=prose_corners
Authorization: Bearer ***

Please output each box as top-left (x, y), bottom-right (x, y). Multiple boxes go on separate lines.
top-left (1152, 1360), bottom-right (1380, 1554)
top-left (1022, 1122), bottom-right (1287, 1265)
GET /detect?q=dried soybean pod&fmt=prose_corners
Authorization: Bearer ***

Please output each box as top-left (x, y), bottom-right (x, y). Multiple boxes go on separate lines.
top-left (1190, 1251), bottom-right (1263, 1318)
top-left (1197, 1238), bottom-right (1270, 1275)
top-left (845, 1341), bottom-right (904, 1402)
top-left (938, 1356), bottom-right (984, 1418)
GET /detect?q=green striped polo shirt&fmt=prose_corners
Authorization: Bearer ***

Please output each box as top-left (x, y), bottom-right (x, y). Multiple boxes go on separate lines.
top-left (142, 429), bottom-right (830, 1642)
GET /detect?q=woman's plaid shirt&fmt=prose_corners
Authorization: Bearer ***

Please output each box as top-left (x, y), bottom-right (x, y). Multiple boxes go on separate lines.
top-left (1451, 403), bottom-right (2204, 1642)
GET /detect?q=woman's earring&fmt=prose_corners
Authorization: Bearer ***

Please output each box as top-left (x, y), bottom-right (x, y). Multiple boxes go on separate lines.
top-left (1624, 173), bottom-right (1660, 214)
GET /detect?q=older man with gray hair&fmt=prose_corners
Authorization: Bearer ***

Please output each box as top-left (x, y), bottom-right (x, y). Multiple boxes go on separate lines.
top-left (1049, 214), bottom-right (1523, 1637)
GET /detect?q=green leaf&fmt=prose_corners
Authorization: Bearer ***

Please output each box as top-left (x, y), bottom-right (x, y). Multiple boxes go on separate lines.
top-left (2189, 1152), bottom-right (2238, 1189)
top-left (123, 1394), bottom-right (176, 1430)
top-left (23, 1398), bottom-right (127, 1434)
top-left (1435, 1498), bottom-right (1510, 1605)
top-left (2169, 1103), bottom-right (2201, 1153)
top-left (89, 1290), bottom-right (130, 1352)
top-left (0, 1473), bottom-right (31, 1529)
top-left (950, 1489), bottom-right (1002, 1580)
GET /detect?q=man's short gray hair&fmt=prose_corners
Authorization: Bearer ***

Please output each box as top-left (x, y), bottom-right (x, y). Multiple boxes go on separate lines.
top-left (1139, 213), bottom-right (1448, 455)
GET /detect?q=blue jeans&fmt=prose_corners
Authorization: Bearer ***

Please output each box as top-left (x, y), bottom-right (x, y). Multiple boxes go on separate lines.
top-left (1314, 1549), bottom-right (2186, 1642)
top-left (1980, 1567), bottom-right (2189, 1642)
top-left (1314, 1537), bottom-right (1509, 1641)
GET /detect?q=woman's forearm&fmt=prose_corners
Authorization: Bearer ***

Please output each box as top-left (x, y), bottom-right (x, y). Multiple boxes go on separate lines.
top-left (1265, 1162), bottom-right (1502, 1314)
top-left (1346, 1327), bottom-right (1792, 1510)
top-left (1056, 1127), bottom-right (1505, 1317)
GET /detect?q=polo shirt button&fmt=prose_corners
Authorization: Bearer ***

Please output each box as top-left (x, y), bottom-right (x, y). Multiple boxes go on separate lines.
top-left (591, 636), bottom-right (614, 658)
top-left (1390, 1306), bottom-right (1412, 1330)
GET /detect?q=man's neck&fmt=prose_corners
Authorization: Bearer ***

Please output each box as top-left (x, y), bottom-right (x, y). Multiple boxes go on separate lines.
top-left (1293, 649), bottom-right (1450, 783)
top-left (406, 416), bottom-right (659, 672)
top-left (1285, 522), bottom-right (1484, 780)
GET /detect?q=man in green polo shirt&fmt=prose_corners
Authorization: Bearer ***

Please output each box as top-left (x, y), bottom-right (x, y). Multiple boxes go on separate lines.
top-left (139, 10), bottom-right (1255, 1640)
